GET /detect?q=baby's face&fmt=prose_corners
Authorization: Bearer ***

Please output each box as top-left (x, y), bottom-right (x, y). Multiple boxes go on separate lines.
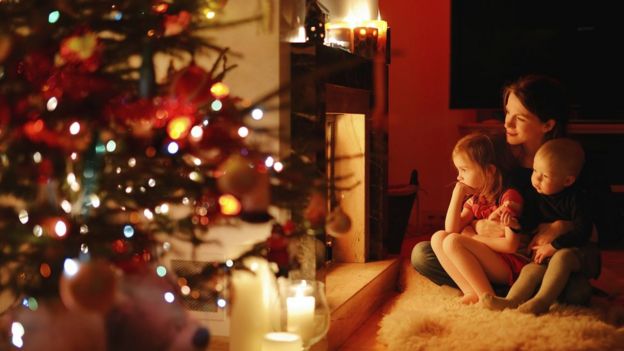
top-left (531, 155), bottom-right (569, 195)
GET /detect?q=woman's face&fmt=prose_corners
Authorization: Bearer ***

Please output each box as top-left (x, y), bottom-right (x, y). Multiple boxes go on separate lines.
top-left (504, 92), bottom-right (552, 146)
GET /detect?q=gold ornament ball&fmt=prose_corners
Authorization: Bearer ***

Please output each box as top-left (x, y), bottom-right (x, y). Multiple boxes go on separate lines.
top-left (59, 260), bottom-right (118, 314)
top-left (217, 154), bottom-right (258, 196)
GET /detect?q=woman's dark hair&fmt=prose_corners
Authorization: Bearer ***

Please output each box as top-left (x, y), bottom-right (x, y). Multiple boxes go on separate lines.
top-left (503, 75), bottom-right (570, 139)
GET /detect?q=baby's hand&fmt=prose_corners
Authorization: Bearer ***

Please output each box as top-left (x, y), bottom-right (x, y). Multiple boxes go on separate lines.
top-left (531, 243), bottom-right (557, 264)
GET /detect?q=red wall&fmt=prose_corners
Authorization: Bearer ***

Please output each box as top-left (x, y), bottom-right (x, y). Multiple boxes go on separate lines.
top-left (380, 0), bottom-right (476, 217)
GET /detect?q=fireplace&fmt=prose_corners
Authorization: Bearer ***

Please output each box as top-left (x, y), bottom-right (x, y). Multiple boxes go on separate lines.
top-left (289, 43), bottom-right (389, 273)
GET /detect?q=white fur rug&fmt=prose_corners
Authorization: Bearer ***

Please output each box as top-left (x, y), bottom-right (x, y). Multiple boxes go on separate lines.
top-left (378, 260), bottom-right (624, 351)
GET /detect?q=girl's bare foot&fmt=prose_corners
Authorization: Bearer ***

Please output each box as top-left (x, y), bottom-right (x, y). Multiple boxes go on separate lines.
top-left (460, 293), bottom-right (479, 304)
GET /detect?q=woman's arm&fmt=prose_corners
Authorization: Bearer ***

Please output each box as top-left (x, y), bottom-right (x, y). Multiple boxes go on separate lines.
top-left (445, 183), bottom-right (474, 233)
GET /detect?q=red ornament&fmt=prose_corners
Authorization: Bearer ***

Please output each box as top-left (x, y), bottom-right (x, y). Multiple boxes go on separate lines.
top-left (164, 11), bottom-right (191, 37)
top-left (169, 64), bottom-right (215, 107)
top-left (59, 260), bottom-right (118, 314)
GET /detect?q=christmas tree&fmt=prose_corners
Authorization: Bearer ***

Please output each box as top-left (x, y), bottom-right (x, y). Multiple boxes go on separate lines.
top-left (0, 0), bottom-right (333, 349)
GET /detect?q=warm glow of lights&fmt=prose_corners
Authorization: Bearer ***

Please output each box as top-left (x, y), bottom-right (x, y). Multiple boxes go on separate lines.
top-left (18, 210), bottom-right (29, 224)
top-left (211, 100), bottom-right (222, 111)
top-left (181, 285), bottom-right (191, 295)
top-left (144, 208), bottom-right (154, 220)
top-left (46, 97), bottom-right (58, 111)
top-left (89, 194), bottom-right (101, 208)
top-left (61, 200), bottom-right (72, 213)
top-left (11, 322), bottom-right (24, 348)
top-left (204, 9), bottom-right (216, 19)
top-left (123, 224), bottom-right (134, 238)
top-left (55, 220), bottom-right (68, 237)
top-left (265, 156), bottom-right (275, 168)
top-left (273, 161), bottom-right (284, 172)
top-left (210, 82), bottom-right (230, 98)
top-left (69, 121), bottom-right (81, 135)
top-left (153, 2), bottom-right (168, 13)
top-left (167, 116), bottom-right (192, 140)
top-left (25, 119), bottom-right (44, 135)
top-left (237, 126), bottom-right (249, 138)
top-left (251, 108), bottom-right (264, 120)
top-left (40, 263), bottom-right (52, 278)
top-left (164, 292), bottom-right (175, 303)
top-left (48, 10), bottom-right (60, 23)
top-left (106, 140), bottom-right (117, 152)
top-left (219, 194), bottom-right (241, 216)
top-left (71, 152), bottom-right (78, 160)
top-left (33, 152), bottom-right (42, 163)
top-left (67, 173), bottom-right (77, 185)
top-left (190, 125), bottom-right (203, 140)
top-left (33, 225), bottom-right (43, 237)
top-left (167, 141), bottom-right (179, 154)
top-left (128, 157), bottom-right (137, 167)
top-left (156, 265), bottom-right (167, 277)
top-left (63, 258), bottom-right (79, 276)
top-left (217, 298), bottom-right (227, 308)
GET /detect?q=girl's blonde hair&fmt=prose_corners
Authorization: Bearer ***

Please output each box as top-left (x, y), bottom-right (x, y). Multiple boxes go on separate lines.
top-left (453, 132), bottom-right (506, 202)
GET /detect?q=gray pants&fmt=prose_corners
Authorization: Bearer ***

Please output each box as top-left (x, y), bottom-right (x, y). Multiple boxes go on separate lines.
top-left (411, 241), bottom-right (594, 304)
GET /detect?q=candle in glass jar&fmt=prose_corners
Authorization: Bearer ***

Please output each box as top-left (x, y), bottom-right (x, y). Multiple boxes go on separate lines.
top-left (286, 281), bottom-right (315, 342)
top-left (261, 332), bottom-right (302, 351)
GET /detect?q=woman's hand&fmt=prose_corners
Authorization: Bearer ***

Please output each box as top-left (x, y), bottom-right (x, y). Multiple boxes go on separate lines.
top-left (531, 243), bottom-right (557, 264)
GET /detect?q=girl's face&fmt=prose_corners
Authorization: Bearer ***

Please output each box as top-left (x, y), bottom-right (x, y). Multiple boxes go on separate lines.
top-left (453, 152), bottom-right (484, 191)
top-left (504, 92), bottom-right (553, 146)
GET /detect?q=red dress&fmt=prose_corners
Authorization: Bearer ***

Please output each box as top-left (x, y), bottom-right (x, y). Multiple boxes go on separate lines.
top-left (464, 189), bottom-right (530, 285)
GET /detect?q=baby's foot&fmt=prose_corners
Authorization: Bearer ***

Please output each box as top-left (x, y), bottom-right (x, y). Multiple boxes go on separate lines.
top-left (460, 293), bottom-right (479, 305)
top-left (480, 293), bottom-right (520, 311)
top-left (518, 298), bottom-right (550, 315)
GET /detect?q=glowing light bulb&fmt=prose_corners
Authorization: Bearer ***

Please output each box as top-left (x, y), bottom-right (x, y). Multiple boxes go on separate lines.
top-left (55, 220), bottom-right (68, 237)
top-left (219, 194), bottom-right (241, 216)
top-left (210, 82), bottom-right (230, 98)
top-left (265, 156), bottom-right (275, 168)
top-left (167, 141), bottom-right (179, 154)
top-left (46, 97), bottom-right (58, 111)
top-left (211, 100), bottom-right (222, 111)
top-left (48, 10), bottom-right (60, 23)
top-left (237, 126), bottom-right (249, 138)
top-left (63, 258), bottom-right (79, 276)
top-left (251, 108), bottom-right (264, 120)
top-left (167, 116), bottom-right (192, 140)
top-left (69, 121), bottom-right (80, 135)
top-left (273, 161), bottom-right (284, 172)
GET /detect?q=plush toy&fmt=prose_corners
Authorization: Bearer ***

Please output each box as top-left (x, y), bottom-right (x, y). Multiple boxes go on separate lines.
top-left (3, 268), bottom-right (210, 351)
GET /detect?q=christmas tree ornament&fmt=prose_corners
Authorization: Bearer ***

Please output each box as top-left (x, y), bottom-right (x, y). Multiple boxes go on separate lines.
top-left (216, 154), bottom-right (258, 196)
top-left (164, 11), bottom-right (191, 37)
top-left (325, 206), bottom-right (351, 237)
top-left (59, 260), bottom-right (118, 314)
top-left (170, 64), bottom-right (215, 107)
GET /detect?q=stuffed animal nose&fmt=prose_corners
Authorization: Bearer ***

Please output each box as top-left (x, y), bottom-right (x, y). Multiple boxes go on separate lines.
top-left (192, 327), bottom-right (210, 348)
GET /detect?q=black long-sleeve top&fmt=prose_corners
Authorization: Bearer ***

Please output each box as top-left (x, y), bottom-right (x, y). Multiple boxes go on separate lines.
top-left (534, 184), bottom-right (593, 249)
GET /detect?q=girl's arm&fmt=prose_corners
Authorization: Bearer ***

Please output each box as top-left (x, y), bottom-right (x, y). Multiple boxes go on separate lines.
top-left (470, 226), bottom-right (520, 253)
top-left (445, 183), bottom-right (474, 233)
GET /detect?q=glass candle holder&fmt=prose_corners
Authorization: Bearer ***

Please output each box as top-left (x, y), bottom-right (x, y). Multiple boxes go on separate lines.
top-left (278, 279), bottom-right (330, 351)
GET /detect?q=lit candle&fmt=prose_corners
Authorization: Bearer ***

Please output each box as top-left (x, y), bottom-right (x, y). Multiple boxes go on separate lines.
top-left (364, 20), bottom-right (388, 57)
top-left (353, 26), bottom-right (378, 59)
top-left (325, 22), bottom-right (352, 52)
top-left (261, 332), bottom-right (302, 351)
top-left (230, 257), bottom-right (278, 351)
top-left (286, 281), bottom-right (315, 342)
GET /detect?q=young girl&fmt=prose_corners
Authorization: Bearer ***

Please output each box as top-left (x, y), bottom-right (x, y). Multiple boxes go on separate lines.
top-left (431, 133), bottom-right (529, 304)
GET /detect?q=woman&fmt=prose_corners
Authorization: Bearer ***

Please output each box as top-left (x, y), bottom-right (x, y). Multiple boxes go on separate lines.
top-left (411, 75), bottom-right (600, 303)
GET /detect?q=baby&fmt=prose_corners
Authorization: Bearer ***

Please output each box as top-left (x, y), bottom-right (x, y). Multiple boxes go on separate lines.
top-left (482, 138), bottom-right (594, 314)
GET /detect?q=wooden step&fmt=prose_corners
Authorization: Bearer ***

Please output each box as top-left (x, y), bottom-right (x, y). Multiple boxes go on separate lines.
top-left (322, 258), bottom-right (400, 351)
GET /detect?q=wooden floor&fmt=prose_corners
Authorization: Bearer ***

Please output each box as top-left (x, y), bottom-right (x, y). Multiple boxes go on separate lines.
top-left (338, 235), bottom-right (624, 351)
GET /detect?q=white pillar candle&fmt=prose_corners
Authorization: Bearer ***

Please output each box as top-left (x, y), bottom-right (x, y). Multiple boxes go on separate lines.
top-left (261, 332), bottom-right (302, 351)
top-left (230, 257), bottom-right (278, 351)
top-left (286, 281), bottom-right (315, 342)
